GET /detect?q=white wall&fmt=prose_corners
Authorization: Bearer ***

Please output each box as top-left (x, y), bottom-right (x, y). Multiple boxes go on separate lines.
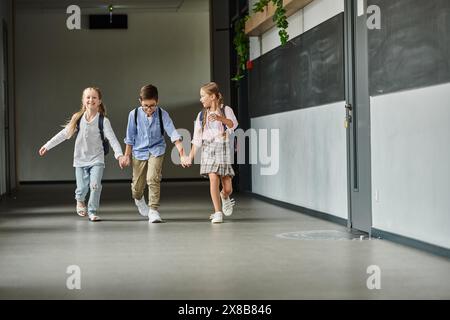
top-left (250, 0), bottom-right (344, 60)
top-left (302, 0), bottom-right (345, 32)
top-left (248, 0), bottom-right (450, 250)
top-left (371, 83), bottom-right (450, 249)
top-left (251, 102), bottom-right (348, 218)
top-left (249, 0), bottom-right (346, 218)
top-left (15, 3), bottom-right (210, 181)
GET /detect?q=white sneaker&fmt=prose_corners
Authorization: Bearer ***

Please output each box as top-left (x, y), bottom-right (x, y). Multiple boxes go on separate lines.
top-left (221, 193), bottom-right (235, 216)
top-left (211, 212), bottom-right (223, 224)
top-left (134, 197), bottom-right (149, 217)
top-left (88, 214), bottom-right (101, 222)
top-left (148, 209), bottom-right (162, 223)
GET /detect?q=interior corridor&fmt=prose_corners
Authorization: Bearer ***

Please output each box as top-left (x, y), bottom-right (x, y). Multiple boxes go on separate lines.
top-left (1, 182), bottom-right (449, 299)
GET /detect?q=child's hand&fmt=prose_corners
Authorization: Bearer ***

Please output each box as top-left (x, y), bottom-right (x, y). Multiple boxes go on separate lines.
top-left (208, 113), bottom-right (220, 122)
top-left (180, 156), bottom-right (187, 168)
top-left (119, 156), bottom-right (130, 169)
top-left (118, 156), bottom-right (126, 169)
top-left (39, 146), bottom-right (47, 156)
top-left (180, 155), bottom-right (191, 168)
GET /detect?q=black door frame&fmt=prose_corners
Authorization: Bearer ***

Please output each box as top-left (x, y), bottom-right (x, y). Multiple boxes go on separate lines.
top-left (2, 19), bottom-right (10, 195)
top-left (344, 0), bottom-right (373, 234)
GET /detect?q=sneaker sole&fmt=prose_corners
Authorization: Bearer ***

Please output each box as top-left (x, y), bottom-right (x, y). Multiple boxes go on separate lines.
top-left (149, 215), bottom-right (162, 223)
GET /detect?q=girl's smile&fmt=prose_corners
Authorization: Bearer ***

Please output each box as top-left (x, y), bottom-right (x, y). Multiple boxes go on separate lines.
top-left (83, 89), bottom-right (101, 110)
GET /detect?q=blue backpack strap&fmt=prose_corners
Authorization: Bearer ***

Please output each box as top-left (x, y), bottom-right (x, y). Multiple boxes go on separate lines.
top-left (99, 114), bottom-right (105, 141)
top-left (76, 116), bottom-right (81, 133)
top-left (158, 107), bottom-right (164, 137)
top-left (98, 114), bottom-right (110, 155)
top-left (134, 107), bottom-right (139, 135)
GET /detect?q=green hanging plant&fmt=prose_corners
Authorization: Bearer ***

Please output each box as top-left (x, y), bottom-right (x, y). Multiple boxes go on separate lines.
top-left (232, 0), bottom-right (290, 81)
top-left (232, 15), bottom-right (250, 82)
top-left (253, 0), bottom-right (289, 44)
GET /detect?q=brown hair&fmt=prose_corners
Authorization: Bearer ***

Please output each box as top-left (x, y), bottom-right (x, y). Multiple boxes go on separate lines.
top-left (140, 84), bottom-right (159, 101)
top-left (200, 82), bottom-right (224, 131)
top-left (65, 87), bottom-right (106, 138)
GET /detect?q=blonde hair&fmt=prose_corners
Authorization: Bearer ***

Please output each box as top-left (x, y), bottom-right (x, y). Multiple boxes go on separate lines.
top-left (200, 82), bottom-right (224, 131)
top-left (65, 87), bottom-right (107, 138)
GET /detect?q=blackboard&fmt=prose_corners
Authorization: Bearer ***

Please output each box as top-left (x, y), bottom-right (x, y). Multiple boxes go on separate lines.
top-left (249, 13), bottom-right (345, 118)
top-left (368, 0), bottom-right (450, 96)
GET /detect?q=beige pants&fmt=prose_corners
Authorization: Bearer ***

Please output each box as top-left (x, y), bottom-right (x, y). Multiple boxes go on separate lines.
top-left (131, 155), bottom-right (164, 210)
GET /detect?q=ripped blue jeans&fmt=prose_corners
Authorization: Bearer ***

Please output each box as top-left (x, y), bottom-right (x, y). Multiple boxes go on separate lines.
top-left (75, 164), bottom-right (104, 216)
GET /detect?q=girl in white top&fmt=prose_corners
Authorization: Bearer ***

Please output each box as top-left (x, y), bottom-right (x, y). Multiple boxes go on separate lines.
top-left (187, 82), bottom-right (238, 224)
top-left (39, 87), bottom-right (125, 221)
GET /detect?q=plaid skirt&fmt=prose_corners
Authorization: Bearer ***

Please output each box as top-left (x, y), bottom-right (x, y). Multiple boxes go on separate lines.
top-left (200, 138), bottom-right (235, 178)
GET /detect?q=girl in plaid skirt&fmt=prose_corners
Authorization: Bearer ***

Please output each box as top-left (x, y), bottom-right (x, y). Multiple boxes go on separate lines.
top-left (186, 82), bottom-right (238, 223)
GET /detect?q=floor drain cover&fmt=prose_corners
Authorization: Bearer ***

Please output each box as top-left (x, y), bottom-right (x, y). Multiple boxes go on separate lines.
top-left (276, 230), bottom-right (369, 240)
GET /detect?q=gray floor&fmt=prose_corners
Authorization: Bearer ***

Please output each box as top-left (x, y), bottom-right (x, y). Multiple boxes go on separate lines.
top-left (0, 181), bottom-right (449, 299)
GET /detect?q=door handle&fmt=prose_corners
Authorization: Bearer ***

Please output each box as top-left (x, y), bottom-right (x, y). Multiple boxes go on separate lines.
top-left (344, 103), bottom-right (352, 128)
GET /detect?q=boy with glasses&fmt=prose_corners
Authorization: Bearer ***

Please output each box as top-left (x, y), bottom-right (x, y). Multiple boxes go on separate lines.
top-left (122, 84), bottom-right (189, 222)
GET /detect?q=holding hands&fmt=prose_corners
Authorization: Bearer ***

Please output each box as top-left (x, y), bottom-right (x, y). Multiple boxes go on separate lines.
top-left (180, 155), bottom-right (192, 168)
top-left (119, 155), bottom-right (131, 169)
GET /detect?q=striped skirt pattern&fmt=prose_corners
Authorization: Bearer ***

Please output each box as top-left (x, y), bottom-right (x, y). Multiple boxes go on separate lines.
top-left (200, 139), bottom-right (235, 178)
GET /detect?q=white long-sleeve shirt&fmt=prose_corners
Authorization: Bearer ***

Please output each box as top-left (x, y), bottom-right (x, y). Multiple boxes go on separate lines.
top-left (43, 112), bottom-right (123, 167)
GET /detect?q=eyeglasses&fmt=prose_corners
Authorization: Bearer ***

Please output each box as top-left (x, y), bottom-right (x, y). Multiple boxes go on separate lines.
top-left (142, 105), bottom-right (157, 110)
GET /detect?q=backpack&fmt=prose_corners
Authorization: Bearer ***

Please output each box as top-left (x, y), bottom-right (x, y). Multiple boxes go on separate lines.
top-left (134, 107), bottom-right (164, 137)
top-left (76, 114), bottom-right (110, 155)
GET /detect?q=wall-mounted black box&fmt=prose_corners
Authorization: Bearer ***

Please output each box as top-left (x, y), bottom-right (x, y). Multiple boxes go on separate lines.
top-left (88, 14), bottom-right (128, 29)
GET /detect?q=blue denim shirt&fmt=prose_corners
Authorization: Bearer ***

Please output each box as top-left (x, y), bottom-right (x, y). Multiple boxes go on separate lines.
top-left (124, 106), bottom-right (181, 160)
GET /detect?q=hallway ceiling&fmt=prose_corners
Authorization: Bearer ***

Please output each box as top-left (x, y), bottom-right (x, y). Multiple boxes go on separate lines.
top-left (15, 0), bottom-right (207, 12)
